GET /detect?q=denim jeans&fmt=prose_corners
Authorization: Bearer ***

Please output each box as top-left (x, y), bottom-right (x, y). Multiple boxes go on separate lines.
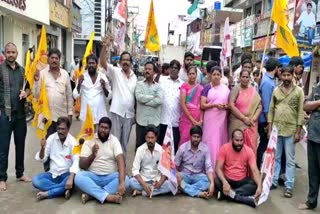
top-left (32, 172), bottom-right (70, 198)
top-left (180, 173), bottom-right (210, 197)
top-left (129, 177), bottom-right (171, 196)
top-left (272, 135), bottom-right (295, 190)
top-left (74, 171), bottom-right (129, 203)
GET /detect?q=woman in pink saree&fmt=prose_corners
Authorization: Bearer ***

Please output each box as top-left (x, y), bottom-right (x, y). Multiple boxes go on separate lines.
top-left (229, 70), bottom-right (262, 154)
top-left (179, 66), bottom-right (203, 146)
top-left (201, 66), bottom-right (230, 171)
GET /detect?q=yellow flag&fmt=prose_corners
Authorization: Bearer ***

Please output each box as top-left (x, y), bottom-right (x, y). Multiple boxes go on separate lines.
top-left (24, 50), bottom-right (31, 77)
top-left (79, 32), bottom-right (95, 76)
top-left (32, 78), bottom-right (52, 139)
top-left (29, 25), bottom-right (47, 89)
top-left (144, 0), bottom-right (160, 52)
top-left (271, 0), bottom-right (299, 57)
top-left (73, 104), bottom-right (95, 154)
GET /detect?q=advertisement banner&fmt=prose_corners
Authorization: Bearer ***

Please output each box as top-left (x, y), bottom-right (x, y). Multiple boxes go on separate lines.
top-left (242, 27), bottom-right (253, 47)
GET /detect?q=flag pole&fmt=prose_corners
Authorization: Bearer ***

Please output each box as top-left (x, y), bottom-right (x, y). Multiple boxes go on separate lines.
top-left (260, 17), bottom-right (273, 72)
top-left (229, 56), bottom-right (232, 72)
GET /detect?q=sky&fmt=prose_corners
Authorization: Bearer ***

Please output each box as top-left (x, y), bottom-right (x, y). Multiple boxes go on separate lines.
top-left (128, 0), bottom-right (189, 44)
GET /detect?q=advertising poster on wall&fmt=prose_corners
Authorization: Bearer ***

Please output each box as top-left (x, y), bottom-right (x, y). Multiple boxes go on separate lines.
top-left (294, 0), bottom-right (318, 46)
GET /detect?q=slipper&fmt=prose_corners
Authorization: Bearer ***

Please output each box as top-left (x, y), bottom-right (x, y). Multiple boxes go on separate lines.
top-left (284, 188), bottom-right (293, 198)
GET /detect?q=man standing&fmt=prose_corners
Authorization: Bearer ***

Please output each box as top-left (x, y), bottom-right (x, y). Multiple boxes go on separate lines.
top-left (215, 129), bottom-right (262, 207)
top-left (0, 42), bottom-right (31, 191)
top-left (289, 56), bottom-right (304, 88)
top-left (135, 62), bottom-right (163, 150)
top-left (158, 60), bottom-right (183, 153)
top-left (268, 67), bottom-right (304, 198)
top-left (175, 126), bottom-right (214, 200)
top-left (32, 117), bottom-right (79, 200)
top-left (100, 36), bottom-right (137, 155)
top-left (34, 48), bottom-right (74, 138)
top-left (179, 52), bottom-right (201, 83)
top-left (130, 125), bottom-right (171, 197)
top-left (298, 82), bottom-right (320, 210)
top-left (257, 57), bottom-right (278, 169)
top-left (75, 117), bottom-right (127, 204)
top-left (73, 54), bottom-right (111, 128)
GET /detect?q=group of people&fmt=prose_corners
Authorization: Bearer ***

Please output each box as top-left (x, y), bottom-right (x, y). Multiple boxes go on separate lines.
top-left (0, 37), bottom-right (319, 210)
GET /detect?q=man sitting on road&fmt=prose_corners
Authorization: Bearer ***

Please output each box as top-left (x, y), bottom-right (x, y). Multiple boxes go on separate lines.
top-left (130, 125), bottom-right (171, 197)
top-left (74, 117), bottom-right (128, 204)
top-left (32, 117), bottom-right (79, 201)
top-left (215, 129), bottom-right (262, 207)
top-left (175, 126), bottom-right (214, 199)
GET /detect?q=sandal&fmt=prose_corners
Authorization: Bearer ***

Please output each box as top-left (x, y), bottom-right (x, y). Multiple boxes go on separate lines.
top-left (298, 202), bottom-right (313, 210)
top-left (284, 188), bottom-right (293, 198)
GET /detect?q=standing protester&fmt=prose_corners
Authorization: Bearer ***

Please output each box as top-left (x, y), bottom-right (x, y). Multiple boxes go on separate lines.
top-left (179, 66), bottom-right (203, 146)
top-left (135, 62), bottom-right (163, 150)
top-left (73, 54), bottom-right (111, 128)
top-left (200, 60), bottom-right (217, 86)
top-left (298, 82), bottom-right (320, 210)
top-left (100, 36), bottom-right (137, 155)
top-left (257, 57), bottom-right (278, 169)
top-left (158, 60), bottom-right (183, 153)
top-left (34, 48), bottom-right (74, 138)
top-left (289, 56), bottom-right (304, 88)
top-left (201, 66), bottom-right (230, 172)
top-left (0, 42), bottom-right (31, 191)
top-left (268, 66), bottom-right (304, 198)
top-left (179, 52), bottom-right (202, 83)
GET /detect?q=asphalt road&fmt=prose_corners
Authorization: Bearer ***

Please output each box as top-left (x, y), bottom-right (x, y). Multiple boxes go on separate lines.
top-left (0, 119), bottom-right (317, 214)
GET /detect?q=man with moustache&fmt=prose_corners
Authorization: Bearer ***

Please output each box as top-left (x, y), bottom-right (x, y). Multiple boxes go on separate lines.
top-left (179, 52), bottom-right (202, 83)
top-left (32, 117), bottom-right (79, 201)
top-left (73, 54), bottom-right (111, 129)
top-left (100, 36), bottom-right (137, 155)
top-left (268, 66), bottom-right (304, 198)
top-left (135, 62), bottom-right (163, 150)
top-left (289, 56), bottom-right (304, 88)
top-left (75, 117), bottom-right (128, 204)
top-left (0, 42), bottom-right (31, 191)
top-left (175, 126), bottom-right (214, 200)
top-left (215, 129), bottom-right (262, 207)
top-left (129, 125), bottom-right (171, 197)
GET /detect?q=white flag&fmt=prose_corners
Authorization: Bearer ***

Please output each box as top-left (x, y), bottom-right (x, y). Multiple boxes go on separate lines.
top-left (220, 17), bottom-right (232, 70)
top-left (158, 125), bottom-right (178, 195)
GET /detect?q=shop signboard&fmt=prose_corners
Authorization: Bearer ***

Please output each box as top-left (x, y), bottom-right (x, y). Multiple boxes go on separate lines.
top-left (50, 0), bottom-right (70, 28)
top-left (71, 3), bottom-right (81, 32)
top-left (242, 27), bottom-right (253, 48)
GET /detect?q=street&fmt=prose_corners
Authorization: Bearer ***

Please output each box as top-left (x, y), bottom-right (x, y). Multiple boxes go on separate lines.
top-left (0, 119), bottom-right (317, 214)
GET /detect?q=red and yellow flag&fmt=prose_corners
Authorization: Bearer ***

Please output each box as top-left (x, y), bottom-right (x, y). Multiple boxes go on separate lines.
top-left (144, 0), bottom-right (160, 52)
top-left (32, 78), bottom-right (52, 139)
top-left (79, 32), bottom-right (95, 76)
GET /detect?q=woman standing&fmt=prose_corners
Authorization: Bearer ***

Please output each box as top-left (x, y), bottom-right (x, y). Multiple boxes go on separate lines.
top-left (229, 70), bottom-right (262, 154)
top-left (201, 66), bottom-right (230, 171)
top-left (179, 66), bottom-right (203, 146)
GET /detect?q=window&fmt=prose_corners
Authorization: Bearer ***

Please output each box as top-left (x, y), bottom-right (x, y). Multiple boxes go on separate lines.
top-left (244, 7), bottom-right (252, 18)
top-left (254, 2), bottom-right (262, 15)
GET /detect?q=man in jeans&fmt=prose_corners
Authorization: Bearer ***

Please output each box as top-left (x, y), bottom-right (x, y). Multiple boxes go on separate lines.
top-left (299, 82), bottom-right (320, 210)
top-left (175, 126), bottom-right (214, 200)
top-left (268, 66), bottom-right (304, 198)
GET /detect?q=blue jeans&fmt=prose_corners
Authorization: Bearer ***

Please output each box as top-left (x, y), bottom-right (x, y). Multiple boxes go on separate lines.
top-left (129, 177), bottom-right (171, 196)
top-left (75, 171), bottom-right (129, 203)
top-left (180, 173), bottom-right (210, 197)
top-left (32, 172), bottom-right (70, 198)
top-left (272, 135), bottom-right (295, 190)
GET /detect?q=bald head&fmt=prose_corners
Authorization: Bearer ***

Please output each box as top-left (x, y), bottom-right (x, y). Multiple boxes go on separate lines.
top-left (4, 42), bottom-right (18, 63)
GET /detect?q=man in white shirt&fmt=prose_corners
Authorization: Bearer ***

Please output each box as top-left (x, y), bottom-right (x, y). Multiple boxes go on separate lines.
top-left (73, 54), bottom-right (111, 128)
top-left (74, 117), bottom-right (128, 204)
top-left (296, 3), bottom-right (316, 36)
top-left (100, 36), bottom-right (137, 155)
top-left (32, 117), bottom-right (79, 201)
top-left (130, 125), bottom-right (171, 197)
top-left (158, 60), bottom-right (184, 153)
top-left (179, 52), bottom-right (202, 83)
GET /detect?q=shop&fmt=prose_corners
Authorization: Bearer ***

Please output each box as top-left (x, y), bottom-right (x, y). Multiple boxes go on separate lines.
top-left (0, 0), bottom-right (50, 64)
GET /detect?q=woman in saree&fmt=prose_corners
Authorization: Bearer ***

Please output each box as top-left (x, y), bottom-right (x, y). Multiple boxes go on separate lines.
top-left (179, 66), bottom-right (203, 146)
top-left (229, 70), bottom-right (262, 154)
top-left (201, 66), bottom-right (230, 171)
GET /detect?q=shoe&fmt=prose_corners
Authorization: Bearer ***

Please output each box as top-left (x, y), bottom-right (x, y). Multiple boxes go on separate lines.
top-left (284, 188), bottom-right (293, 198)
top-left (234, 195), bottom-right (256, 208)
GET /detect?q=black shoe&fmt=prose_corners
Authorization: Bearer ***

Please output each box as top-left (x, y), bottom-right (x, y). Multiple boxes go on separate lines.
top-left (217, 191), bottom-right (227, 201)
top-left (234, 195), bottom-right (256, 208)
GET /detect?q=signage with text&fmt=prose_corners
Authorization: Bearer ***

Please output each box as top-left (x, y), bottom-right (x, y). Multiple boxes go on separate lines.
top-left (71, 3), bottom-right (81, 32)
top-left (50, 0), bottom-right (70, 28)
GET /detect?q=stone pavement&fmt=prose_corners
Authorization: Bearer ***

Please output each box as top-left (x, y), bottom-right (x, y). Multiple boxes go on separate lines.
top-left (0, 120), bottom-right (317, 214)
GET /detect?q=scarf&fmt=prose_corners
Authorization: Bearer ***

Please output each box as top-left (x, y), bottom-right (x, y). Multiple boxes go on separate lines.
top-left (2, 64), bottom-right (11, 120)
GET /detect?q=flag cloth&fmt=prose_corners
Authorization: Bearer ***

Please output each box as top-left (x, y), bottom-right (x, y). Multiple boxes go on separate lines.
top-left (158, 124), bottom-right (178, 195)
top-left (113, 0), bottom-right (127, 24)
top-left (28, 25), bottom-right (47, 89)
top-left (79, 32), bottom-right (95, 76)
top-left (73, 104), bottom-right (95, 155)
top-left (257, 126), bottom-right (278, 205)
top-left (187, 0), bottom-right (199, 15)
top-left (271, 0), bottom-right (299, 57)
top-left (144, 0), bottom-right (160, 52)
top-left (32, 78), bottom-right (52, 139)
top-left (220, 17), bottom-right (231, 70)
